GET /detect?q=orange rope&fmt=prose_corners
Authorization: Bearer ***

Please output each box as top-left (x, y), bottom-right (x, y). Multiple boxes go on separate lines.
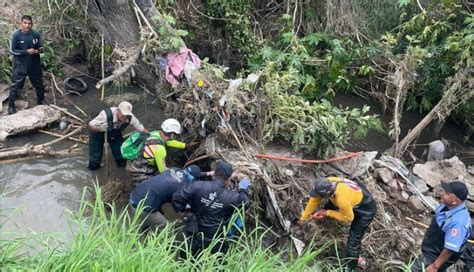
top-left (255, 151), bottom-right (363, 164)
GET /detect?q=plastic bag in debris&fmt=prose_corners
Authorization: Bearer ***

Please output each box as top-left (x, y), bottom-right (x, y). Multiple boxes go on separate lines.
top-left (184, 59), bottom-right (197, 81)
top-left (228, 78), bottom-right (243, 92)
top-left (246, 73), bottom-right (259, 84)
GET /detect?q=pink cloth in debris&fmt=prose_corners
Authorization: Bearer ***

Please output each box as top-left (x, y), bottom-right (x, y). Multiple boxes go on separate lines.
top-left (165, 47), bottom-right (201, 87)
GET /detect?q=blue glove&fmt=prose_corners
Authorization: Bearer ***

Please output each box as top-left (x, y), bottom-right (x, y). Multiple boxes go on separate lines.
top-left (238, 178), bottom-right (251, 190)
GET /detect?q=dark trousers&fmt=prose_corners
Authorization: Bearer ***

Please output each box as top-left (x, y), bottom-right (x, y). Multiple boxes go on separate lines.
top-left (411, 253), bottom-right (449, 272)
top-left (88, 130), bottom-right (126, 170)
top-left (346, 204), bottom-right (377, 269)
top-left (188, 227), bottom-right (230, 257)
top-left (9, 59), bottom-right (44, 107)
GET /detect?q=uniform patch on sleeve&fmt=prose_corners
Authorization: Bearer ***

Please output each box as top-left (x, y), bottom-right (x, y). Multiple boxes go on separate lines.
top-left (450, 228), bottom-right (459, 237)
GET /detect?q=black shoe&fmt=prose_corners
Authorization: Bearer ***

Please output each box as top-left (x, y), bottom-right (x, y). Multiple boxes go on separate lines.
top-left (8, 106), bottom-right (16, 114)
top-left (37, 99), bottom-right (44, 105)
top-left (88, 165), bottom-right (100, 171)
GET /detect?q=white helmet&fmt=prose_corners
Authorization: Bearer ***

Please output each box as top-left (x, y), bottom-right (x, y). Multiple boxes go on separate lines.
top-left (161, 118), bottom-right (182, 134)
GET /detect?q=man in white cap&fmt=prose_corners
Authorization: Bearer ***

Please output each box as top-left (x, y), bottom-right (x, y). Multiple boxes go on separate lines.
top-left (87, 101), bottom-right (149, 171)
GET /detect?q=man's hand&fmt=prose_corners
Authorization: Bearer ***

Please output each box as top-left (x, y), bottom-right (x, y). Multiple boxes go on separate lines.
top-left (312, 209), bottom-right (327, 220)
top-left (296, 219), bottom-right (307, 226)
top-left (27, 48), bottom-right (36, 55)
top-left (238, 178), bottom-right (251, 190)
top-left (425, 263), bottom-right (438, 272)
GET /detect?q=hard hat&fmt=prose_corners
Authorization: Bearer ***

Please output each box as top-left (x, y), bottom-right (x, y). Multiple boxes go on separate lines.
top-left (118, 101), bottom-right (133, 116)
top-left (161, 118), bottom-right (182, 134)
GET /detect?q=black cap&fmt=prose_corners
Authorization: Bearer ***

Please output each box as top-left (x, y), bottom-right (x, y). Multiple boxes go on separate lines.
top-left (214, 160), bottom-right (233, 180)
top-left (441, 180), bottom-right (469, 201)
top-left (309, 177), bottom-right (336, 197)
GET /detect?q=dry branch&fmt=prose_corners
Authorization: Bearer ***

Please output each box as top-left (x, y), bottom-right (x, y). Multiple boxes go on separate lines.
top-left (95, 46), bottom-right (141, 90)
top-left (0, 127), bottom-right (84, 160)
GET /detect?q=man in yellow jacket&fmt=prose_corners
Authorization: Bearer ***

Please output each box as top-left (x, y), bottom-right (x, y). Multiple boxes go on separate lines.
top-left (298, 176), bottom-right (377, 270)
top-left (127, 118), bottom-right (186, 183)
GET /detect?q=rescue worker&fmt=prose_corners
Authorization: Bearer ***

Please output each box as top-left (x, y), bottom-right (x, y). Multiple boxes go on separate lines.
top-left (172, 160), bottom-right (251, 256)
top-left (129, 165), bottom-right (204, 231)
top-left (87, 101), bottom-right (148, 171)
top-left (126, 118), bottom-right (186, 183)
top-left (298, 176), bottom-right (377, 270)
top-left (8, 15), bottom-right (45, 114)
top-left (411, 181), bottom-right (471, 272)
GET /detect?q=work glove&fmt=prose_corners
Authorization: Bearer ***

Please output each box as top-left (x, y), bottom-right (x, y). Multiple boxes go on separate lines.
top-left (238, 178), bottom-right (251, 190)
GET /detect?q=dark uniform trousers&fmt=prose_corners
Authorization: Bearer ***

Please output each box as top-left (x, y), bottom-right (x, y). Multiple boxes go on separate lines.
top-left (188, 226), bottom-right (230, 257)
top-left (347, 202), bottom-right (377, 269)
top-left (411, 216), bottom-right (465, 272)
top-left (88, 129), bottom-right (126, 170)
top-left (9, 57), bottom-right (44, 107)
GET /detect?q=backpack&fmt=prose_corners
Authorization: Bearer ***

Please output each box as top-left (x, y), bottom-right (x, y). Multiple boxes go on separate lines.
top-left (120, 130), bottom-right (164, 160)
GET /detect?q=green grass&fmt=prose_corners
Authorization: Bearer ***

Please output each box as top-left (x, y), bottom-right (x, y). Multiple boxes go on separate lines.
top-left (0, 185), bottom-right (341, 271)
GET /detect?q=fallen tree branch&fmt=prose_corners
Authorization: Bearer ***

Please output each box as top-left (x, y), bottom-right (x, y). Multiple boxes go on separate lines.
top-left (95, 46), bottom-right (141, 90)
top-left (390, 68), bottom-right (472, 157)
top-left (50, 104), bottom-right (84, 123)
top-left (38, 129), bottom-right (88, 144)
top-left (0, 127), bottom-right (84, 160)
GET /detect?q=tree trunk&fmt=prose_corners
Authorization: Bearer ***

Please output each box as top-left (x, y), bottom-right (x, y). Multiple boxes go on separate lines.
top-left (86, 0), bottom-right (161, 90)
top-left (326, 0), bottom-right (358, 36)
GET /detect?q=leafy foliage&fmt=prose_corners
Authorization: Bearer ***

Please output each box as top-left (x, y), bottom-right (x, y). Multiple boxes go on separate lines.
top-left (261, 61), bottom-right (382, 156)
top-left (384, 3), bottom-right (474, 132)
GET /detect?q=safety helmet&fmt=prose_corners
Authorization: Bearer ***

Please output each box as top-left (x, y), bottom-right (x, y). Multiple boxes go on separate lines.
top-left (161, 118), bottom-right (182, 134)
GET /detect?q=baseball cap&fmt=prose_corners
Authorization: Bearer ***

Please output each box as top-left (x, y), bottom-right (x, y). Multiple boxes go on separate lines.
top-left (309, 177), bottom-right (336, 197)
top-left (118, 101), bottom-right (133, 116)
top-left (184, 165), bottom-right (202, 182)
top-left (214, 160), bottom-right (233, 179)
top-left (441, 180), bottom-right (469, 201)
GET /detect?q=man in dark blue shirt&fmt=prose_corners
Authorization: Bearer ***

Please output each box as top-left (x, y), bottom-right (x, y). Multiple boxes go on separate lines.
top-left (8, 15), bottom-right (45, 114)
top-left (172, 160), bottom-right (251, 256)
top-left (412, 181), bottom-right (472, 272)
top-left (129, 165), bottom-right (202, 231)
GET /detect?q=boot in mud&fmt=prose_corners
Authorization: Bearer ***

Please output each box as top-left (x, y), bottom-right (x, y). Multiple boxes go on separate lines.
top-left (8, 100), bottom-right (16, 114)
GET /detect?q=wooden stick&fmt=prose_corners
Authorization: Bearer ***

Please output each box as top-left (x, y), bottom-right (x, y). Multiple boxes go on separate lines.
top-left (184, 155), bottom-right (209, 168)
top-left (101, 35), bottom-right (105, 100)
top-left (50, 104), bottom-right (84, 123)
top-left (38, 129), bottom-right (87, 144)
top-left (406, 217), bottom-right (474, 244)
top-left (105, 131), bottom-right (109, 177)
top-left (50, 73), bottom-right (64, 95)
top-left (37, 127), bottom-right (84, 148)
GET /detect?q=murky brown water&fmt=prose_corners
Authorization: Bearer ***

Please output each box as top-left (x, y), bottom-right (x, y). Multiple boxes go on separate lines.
top-left (1, 80), bottom-right (166, 234)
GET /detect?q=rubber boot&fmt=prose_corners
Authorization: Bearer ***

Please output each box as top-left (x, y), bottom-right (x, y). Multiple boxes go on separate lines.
top-left (8, 99), bottom-right (16, 114)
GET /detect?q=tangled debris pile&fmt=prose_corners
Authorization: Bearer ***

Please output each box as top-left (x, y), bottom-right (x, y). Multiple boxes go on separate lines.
top-left (186, 134), bottom-right (473, 270)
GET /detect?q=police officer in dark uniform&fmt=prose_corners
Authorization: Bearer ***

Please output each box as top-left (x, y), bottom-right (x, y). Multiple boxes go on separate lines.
top-left (172, 160), bottom-right (251, 256)
top-left (129, 165), bottom-right (203, 231)
top-left (8, 15), bottom-right (45, 114)
top-left (87, 101), bottom-right (148, 171)
top-left (412, 181), bottom-right (472, 272)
